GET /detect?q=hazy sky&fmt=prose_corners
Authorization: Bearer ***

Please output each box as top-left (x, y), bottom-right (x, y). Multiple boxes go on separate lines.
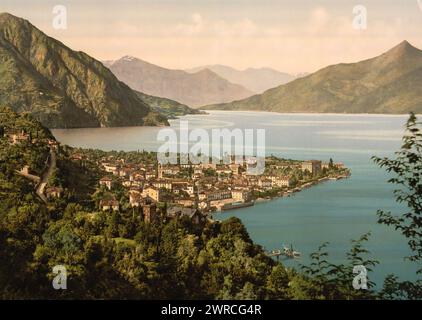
top-left (2, 0), bottom-right (422, 73)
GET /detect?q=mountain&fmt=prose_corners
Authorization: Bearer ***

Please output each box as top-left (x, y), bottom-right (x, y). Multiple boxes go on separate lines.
top-left (205, 41), bottom-right (422, 114)
top-left (186, 65), bottom-right (295, 93)
top-left (104, 57), bottom-right (254, 107)
top-left (135, 91), bottom-right (205, 119)
top-left (0, 13), bottom-right (168, 128)
top-left (104, 58), bottom-right (203, 117)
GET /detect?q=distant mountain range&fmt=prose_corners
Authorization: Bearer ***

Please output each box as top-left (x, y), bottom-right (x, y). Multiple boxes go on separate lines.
top-left (1, 12), bottom-right (420, 129)
top-left (205, 41), bottom-right (422, 114)
top-left (104, 57), bottom-right (254, 107)
top-left (0, 13), bottom-right (168, 128)
top-left (186, 65), bottom-right (296, 93)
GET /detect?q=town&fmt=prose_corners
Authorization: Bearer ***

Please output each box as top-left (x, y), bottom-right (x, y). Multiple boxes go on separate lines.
top-left (1, 118), bottom-right (350, 229)
top-left (70, 146), bottom-right (350, 223)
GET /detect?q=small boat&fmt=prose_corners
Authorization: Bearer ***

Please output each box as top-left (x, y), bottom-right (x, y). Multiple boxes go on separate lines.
top-left (282, 244), bottom-right (301, 258)
top-left (292, 251), bottom-right (301, 257)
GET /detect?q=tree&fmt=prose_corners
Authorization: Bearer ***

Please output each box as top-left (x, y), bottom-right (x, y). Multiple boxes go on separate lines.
top-left (265, 264), bottom-right (290, 299)
top-left (373, 112), bottom-right (422, 298)
top-left (373, 113), bottom-right (421, 268)
top-left (295, 234), bottom-right (378, 300)
top-left (105, 211), bottom-right (120, 238)
top-left (329, 158), bottom-right (334, 169)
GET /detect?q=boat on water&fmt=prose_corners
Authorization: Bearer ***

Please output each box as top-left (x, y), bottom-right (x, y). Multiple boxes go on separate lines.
top-left (282, 244), bottom-right (301, 258)
top-left (221, 201), bottom-right (254, 211)
top-left (266, 244), bottom-right (301, 259)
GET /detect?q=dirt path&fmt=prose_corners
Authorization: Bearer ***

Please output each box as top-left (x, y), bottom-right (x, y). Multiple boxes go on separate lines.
top-left (35, 147), bottom-right (57, 203)
top-left (16, 170), bottom-right (40, 184)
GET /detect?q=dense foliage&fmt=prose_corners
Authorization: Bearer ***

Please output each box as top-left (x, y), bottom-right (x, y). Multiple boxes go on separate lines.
top-left (0, 108), bottom-right (420, 299)
top-left (373, 112), bottom-right (422, 299)
top-left (136, 91), bottom-right (204, 119)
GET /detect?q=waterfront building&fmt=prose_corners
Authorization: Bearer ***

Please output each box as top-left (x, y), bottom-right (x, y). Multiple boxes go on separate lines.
top-left (206, 189), bottom-right (232, 201)
top-left (274, 176), bottom-right (293, 187)
top-left (301, 160), bottom-right (322, 175)
top-left (232, 189), bottom-right (251, 202)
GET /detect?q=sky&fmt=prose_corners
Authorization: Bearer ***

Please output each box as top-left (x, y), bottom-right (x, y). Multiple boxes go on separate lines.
top-left (1, 0), bottom-right (422, 73)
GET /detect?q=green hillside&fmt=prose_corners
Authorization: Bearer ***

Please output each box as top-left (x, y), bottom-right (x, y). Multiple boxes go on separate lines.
top-left (0, 13), bottom-right (168, 128)
top-left (135, 91), bottom-right (206, 119)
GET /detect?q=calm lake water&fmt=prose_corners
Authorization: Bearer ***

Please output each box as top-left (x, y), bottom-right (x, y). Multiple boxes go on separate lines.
top-left (52, 111), bottom-right (421, 287)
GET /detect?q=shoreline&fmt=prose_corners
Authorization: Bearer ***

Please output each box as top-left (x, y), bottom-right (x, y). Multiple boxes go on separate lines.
top-left (201, 110), bottom-right (420, 117)
top-left (50, 111), bottom-right (419, 131)
top-left (212, 172), bottom-right (351, 214)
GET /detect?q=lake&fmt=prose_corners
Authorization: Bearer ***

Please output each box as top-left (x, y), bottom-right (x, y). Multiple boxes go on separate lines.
top-left (52, 111), bottom-right (420, 287)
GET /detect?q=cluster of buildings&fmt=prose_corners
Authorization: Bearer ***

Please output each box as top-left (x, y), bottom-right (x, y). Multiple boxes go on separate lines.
top-left (3, 128), bottom-right (59, 150)
top-left (4, 129), bottom-right (31, 145)
top-left (91, 153), bottom-right (347, 223)
top-left (2, 124), bottom-right (347, 225)
top-left (2, 127), bottom-right (64, 201)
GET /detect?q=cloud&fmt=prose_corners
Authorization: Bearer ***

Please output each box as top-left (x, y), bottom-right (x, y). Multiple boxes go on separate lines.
top-left (42, 6), bottom-right (422, 73)
top-left (213, 18), bottom-right (258, 37)
top-left (308, 7), bottom-right (329, 33)
top-left (161, 7), bottom-right (404, 41)
top-left (170, 13), bottom-right (259, 37)
top-left (173, 13), bottom-right (204, 36)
